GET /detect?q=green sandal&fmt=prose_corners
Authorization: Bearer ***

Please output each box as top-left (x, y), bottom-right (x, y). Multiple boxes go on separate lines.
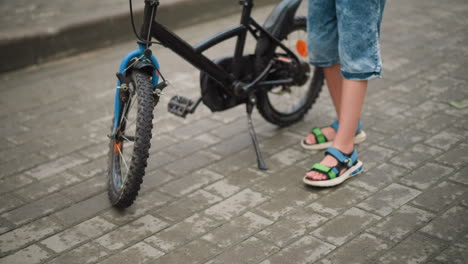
top-left (301, 120), bottom-right (366, 150)
top-left (303, 147), bottom-right (364, 187)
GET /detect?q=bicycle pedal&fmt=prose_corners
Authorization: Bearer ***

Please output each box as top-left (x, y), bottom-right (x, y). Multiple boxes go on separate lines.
top-left (167, 96), bottom-right (194, 118)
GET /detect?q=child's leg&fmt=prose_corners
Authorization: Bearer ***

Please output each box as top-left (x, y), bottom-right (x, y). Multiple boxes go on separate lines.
top-left (306, 78), bottom-right (367, 180)
top-left (303, 64), bottom-right (343, 145)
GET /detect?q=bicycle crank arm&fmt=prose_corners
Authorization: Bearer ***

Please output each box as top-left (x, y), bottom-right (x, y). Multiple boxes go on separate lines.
top-left (257, 78), bottom-right (294, 87)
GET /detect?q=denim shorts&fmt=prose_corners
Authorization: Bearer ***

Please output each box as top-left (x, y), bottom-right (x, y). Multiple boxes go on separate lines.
top-left (307, 0), bottom-right (386, 80)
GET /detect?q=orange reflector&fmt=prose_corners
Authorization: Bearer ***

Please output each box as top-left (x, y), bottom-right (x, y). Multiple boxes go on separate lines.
top-left (296, 40), bottom-right (308, 57)
top-left (114, 141), bottom-right (122, 154)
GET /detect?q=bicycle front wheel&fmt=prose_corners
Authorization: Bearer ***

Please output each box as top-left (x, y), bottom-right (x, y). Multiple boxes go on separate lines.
top-left (107, 70), bottom-right (155, 208)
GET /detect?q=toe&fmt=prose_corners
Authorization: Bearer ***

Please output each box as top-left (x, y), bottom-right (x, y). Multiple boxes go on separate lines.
top-left (304, 134), bottom-right (316, 145)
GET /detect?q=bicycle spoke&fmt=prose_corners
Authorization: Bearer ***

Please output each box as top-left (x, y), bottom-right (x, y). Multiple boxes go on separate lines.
top-left (116, 144), bottom-right (129, 175)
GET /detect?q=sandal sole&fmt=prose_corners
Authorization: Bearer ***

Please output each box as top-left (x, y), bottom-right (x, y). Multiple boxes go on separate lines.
top-left (301, 131), bottom-right (367, 150)
top-left (303, 160), bottom-right (364, 187)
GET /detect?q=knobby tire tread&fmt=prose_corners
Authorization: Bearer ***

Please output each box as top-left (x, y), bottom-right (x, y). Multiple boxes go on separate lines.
top-left (107, 70), bottom-right (155, 208)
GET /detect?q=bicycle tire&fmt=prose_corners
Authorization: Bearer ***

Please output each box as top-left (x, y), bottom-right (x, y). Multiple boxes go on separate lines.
top-left (107, 70), bottom-right (155, 208)
top-left (256, 17), bottom-right (324, 127)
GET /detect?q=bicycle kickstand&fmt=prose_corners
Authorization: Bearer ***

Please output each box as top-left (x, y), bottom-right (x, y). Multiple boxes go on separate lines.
top-left (246, 97), bottom-right (268, 170)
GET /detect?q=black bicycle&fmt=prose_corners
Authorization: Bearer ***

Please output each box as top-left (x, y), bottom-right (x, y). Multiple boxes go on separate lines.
top-left (107, 0), bottom-right (324, 208)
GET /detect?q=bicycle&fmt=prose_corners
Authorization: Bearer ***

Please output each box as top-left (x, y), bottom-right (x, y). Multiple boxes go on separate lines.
top-left (107, 0), bottom-right (325, 208)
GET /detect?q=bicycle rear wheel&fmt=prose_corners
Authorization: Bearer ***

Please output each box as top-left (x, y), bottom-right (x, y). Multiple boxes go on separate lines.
top-left (107, 70), bottom-right (155, 208)
top-left (256, 17), bottom-right (324, 127)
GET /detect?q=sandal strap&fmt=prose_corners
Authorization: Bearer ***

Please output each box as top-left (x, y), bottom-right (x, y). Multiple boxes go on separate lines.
top-left (311, 128), bottom-right (328, 144)
top-left (310, 163), bottom-right (339, 179)
top-left (329, 120), bottom-right (363, 134)
top-left (325, 147), bottom-right (358, 168)
top-left (330, 120), bottom-right (339, 132)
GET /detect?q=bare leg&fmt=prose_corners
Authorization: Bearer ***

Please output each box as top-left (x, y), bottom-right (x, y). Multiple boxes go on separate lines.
top-left (304, 64), bottom-right (343, 144)
top-left (305, 78), bottom-right (367, 180)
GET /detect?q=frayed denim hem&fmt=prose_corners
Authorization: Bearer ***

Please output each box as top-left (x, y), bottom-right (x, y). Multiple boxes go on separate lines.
top-left (309, 60), bottom-right (340, 68)
top-left (341, 70), bottom-right (382, 81)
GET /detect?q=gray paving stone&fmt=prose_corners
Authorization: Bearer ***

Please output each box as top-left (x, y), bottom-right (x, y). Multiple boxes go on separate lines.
top-left (311, 207), bottom-right (380, 246)
top-left (0, 174), bottom-right (34, 195)
top-left (412, 181), bottom-right (467, 212)
top-left (0, 217), bottom-right (62, 254)
top-left (173, 118), bottom-right (222, 141)
top-left (260, 132), bottom-right (302, 156)
top-left (450, 166), bottom-right (468, 185)
top-left (400, 162), bottom-right (455, 190)
top-left (425, 129), bottom-right (466, 151)
top-left (0, 218), bottom-right (13, 235)
top-left (377, 232), bottom-right (446, 264)
top-left (78, 143), bottom-right (109, 160)
top-left (0, 193), bottom-right (24, 214)
top-left (415, 113), bottom-right (459, 134)
top-left (1, 192), bottom-right (73, 226)
top-left (68, 156), bottom-right (107, 179)
top-left (60, 175), bottom-right (106, 202)
top-left (263, 147), bottom-right (306, 172)
top-left (97, 242), bottom-right (164, 264)
top-left (145, 152), bottom-right (180, 173)
top-left (421, 206), bottom-right (468, 241)
top-left (139, 169), bottom-right (174, 193)
top-left (100, 191), bottom-right (172, 226)
top-left (166, 134), bottom-right (219, 157)
top-left (252, 165), bottom-right (312, 196)
top-left (254, 186), bottom-right (319, 221)
top-left (46, 241), bottom-right (109, 264)
top-left (390, 144), bottom-right (444, 170)
top-left (164, 150), bottom-right (221, 175)
top-left (259, 235), bottom-right (335, 264)
top-left (307, 185), bottom-right (371, 218)
top-left (210, 118), bottom-right (247, 139)
top-left (155, 189), bottom-right (222, 222)
top-left (0, 153), bottom-right (48, 180)
top-left (318, 233), bottom-right (389, 264)
top-left (154, 239), bottom-right (222, 264)
top-left (437, 143), bottom-right (468, 169)
top-left (210, 133), bottom-right (252, 156)
top-left (15, 172), bottom-right (81, 201)
top-left (95, 215), bottom-right (168, 251)
top-left (204, 188), bottom-right (268, 221)
top-left (358, 145), bottom-right (397, 171)
top-left (201, 211), bottom-right (273, 249)
top-left (159, 168), bottom-right (223, 197)
top-left (0, 244), bottom-right (51, 264)
top-left (256, 207), bottom-right (327, 247)
top-left (203, 168), bottom-right (267, 198)
top-left (53, 192), bottom-right (110, 227)
top-left (357, 183), bottom-right (421, 216)
top-left (40, 216), bottom-right (115, 253)
top-left (26, 154), bottom-right (88, 180)
top-left (369, 205), bottom-right (435, 243)
top-left (145, 213), bottom-right (221, 252)
top-left (434, 244), bottom-right (468, 264)
top-left (381, 129), bottom-right (429, 151)
top-left (208, 149), bottom-right (257, 175)
top-left (208, 236), bottom-right (279, 264)
top-left (349, 163), bottom-right (408, 192)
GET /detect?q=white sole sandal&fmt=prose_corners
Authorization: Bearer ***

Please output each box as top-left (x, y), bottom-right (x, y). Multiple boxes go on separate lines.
top-left (303, 147), bottom-right (364, 187)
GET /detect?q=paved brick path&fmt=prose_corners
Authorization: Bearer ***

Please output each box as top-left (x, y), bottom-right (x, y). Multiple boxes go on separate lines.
top-left (1, 0), bottom-right (467, 263)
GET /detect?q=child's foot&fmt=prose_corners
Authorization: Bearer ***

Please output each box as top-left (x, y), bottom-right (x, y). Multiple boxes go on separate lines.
top-left (301, 120), bottom-right (366, 150)
top-left (305, 153), bottom-right (344, 181)
top-left (303, 126), bottom-right (336, 145)
top-left (303, 147), bottom-right (364, 187)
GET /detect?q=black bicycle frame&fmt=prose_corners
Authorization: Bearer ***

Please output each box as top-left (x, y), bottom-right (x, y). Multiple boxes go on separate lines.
top-left (139, 0), bottom-right (300, 95)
